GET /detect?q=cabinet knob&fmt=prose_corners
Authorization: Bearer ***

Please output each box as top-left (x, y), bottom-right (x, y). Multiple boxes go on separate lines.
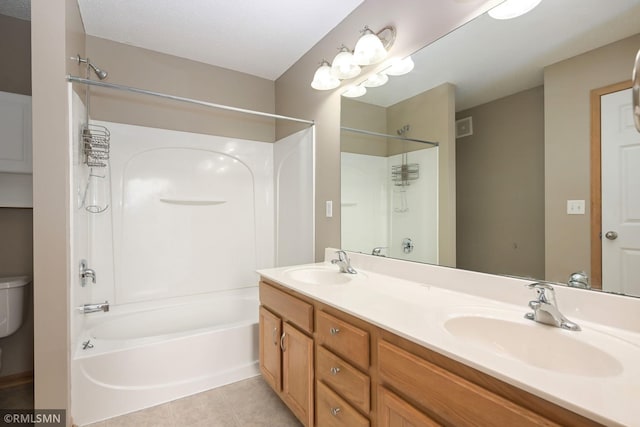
top-left (330, 327), bottom-right (340, 336)
top-left (272, 327), bottom-right (278, 346)
top-left (330, 407), bottom-right (341, 416)
top-left (280, 332), bottom-right (286, 351)
top-left (330, 367), bottom-right (341, 375)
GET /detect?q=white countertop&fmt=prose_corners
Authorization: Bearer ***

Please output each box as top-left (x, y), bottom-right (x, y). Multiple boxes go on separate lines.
top-left (258, 252), bottom-right (640, 427)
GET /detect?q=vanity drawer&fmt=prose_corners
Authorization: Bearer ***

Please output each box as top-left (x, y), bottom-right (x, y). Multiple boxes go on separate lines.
top-left (317, 310), bottom-right (369, 370)
top-left (378, 340), bottom-right (558, 427)
top-left (259, 281), bottom-right (313, 333)
top-left (317, 345), bottom-right (370, 413)
top-left (317, 380), bottom-right (369, 427)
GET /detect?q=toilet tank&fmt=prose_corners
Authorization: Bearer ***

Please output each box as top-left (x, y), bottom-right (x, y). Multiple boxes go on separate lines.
top-left (0, 276), bottom-right (30, 338)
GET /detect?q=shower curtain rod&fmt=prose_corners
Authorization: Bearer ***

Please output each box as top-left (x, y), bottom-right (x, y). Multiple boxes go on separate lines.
top-left (341, 126), bottom-right (438, 146)
top-left (66, 75), bottom-right (315, 125)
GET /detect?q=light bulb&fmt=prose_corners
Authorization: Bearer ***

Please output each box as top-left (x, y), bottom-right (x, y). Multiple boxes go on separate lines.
top-left (311, 61), bottom-right (340, 90)
top-left (331, 47), bottom-right (361, 80)
top-left (353, 27), bottom-right (387, 66)
top-left (362, 73), bottom-right (389, 88)
top-left (342, 85), bottom-right (367, 98)
top-left (384, 56), bottom-right (414, 76)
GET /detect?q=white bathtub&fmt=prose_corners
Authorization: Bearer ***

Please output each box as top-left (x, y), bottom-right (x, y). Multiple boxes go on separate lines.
top-left (71, 287), bottom-right (260, 426)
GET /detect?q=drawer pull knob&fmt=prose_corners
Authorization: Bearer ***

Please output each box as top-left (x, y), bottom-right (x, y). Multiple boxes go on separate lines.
top-left (330, 407), bottom-right (341, 416)
top-left (330, 367), bottom-right (341, 375)
top-left (280, 332), bottom-right (286, 351)
top-left (330, 327), bottom-right (340, 335)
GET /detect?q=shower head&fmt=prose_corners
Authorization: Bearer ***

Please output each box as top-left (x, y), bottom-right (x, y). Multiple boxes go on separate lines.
top-left (71, 54), bottom-right (108, 80)
top-left (88, 63), bottom-right (108, 80)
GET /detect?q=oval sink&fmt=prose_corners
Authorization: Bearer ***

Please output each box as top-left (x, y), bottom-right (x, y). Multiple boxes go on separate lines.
top-left (283, 266), bottom-right (363, 285)
top-left (444, 315), bottom-right (624, 377)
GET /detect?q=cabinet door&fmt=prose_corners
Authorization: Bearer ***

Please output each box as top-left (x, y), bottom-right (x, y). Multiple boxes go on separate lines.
top-left (378, 387), bottom-right (441, 427)
top-left (282, 322), bottom-right (314, 426)
top-left (259, 306), bottom-right (282, 392)
top-left (0, 91), bottom-right (32, 173)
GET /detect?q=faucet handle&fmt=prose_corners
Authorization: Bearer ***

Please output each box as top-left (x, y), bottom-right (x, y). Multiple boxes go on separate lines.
top-left (334, 250), bottom-right (348, 261)
top-left (526, 282), bottom-right (556, 304)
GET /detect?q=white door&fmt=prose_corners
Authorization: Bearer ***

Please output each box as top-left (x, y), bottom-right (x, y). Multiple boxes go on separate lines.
top-left (601, 88), bottom-right (640, 296)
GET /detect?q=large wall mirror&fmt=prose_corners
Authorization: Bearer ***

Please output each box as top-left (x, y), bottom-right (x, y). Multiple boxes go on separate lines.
top-left (340, 0), bottom-right (640, 297)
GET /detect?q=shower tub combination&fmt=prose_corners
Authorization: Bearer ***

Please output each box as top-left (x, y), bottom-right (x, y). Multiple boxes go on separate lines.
top-left (70, 115), bottom-right (314, 425)
top-left (72, 287), bottom-right (259, 425)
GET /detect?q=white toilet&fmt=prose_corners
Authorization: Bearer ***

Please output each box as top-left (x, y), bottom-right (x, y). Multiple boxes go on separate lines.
top-left (0, 276), bottom-right (30, 371)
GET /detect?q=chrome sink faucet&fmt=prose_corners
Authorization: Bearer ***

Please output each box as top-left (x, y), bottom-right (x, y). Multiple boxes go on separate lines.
top-left (331, 250), bottom-right (357, 274)
top-left (525, 282), bottom-right (580, 331)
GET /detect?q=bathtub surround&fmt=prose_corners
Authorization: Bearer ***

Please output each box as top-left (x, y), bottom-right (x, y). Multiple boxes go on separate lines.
top-left (70, 117), bottom-right (313, 424)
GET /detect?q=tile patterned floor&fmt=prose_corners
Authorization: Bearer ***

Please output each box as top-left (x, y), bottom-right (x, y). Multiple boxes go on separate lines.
top-left (86, 376), bottom-right (302, 427)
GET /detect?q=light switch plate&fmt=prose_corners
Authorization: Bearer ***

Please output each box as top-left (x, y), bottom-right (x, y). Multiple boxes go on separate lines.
top-left (325, 200), bottom-right (333, 218)
top-left (567, 200), bottom-right (585, 215)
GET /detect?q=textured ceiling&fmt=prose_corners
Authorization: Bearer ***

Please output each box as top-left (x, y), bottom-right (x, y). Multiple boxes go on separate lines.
top-left (77, 0), bottom-right (364, 80)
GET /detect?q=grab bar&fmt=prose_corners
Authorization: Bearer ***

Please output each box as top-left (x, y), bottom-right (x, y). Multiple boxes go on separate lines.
top-left (633, 48), bottom-right (640, 133)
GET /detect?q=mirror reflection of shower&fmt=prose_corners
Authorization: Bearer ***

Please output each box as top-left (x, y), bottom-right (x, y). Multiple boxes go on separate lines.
top-left (392, 125), bottom-right (419, 213)
top-left (340, 125), bottom-right (438, 264)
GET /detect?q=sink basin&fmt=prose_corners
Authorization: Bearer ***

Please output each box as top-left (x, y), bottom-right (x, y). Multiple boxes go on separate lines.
top-left (283, 265), bottom-right (363, 285)
top-left (444, 314), bottom-right (625, 377)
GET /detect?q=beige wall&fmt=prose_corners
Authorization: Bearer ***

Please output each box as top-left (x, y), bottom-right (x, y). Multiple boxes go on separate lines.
top-left (0, 14), bottom-right (34, 379)
top-left (341, 98), bottom-right (388, 156)
top-left (32, 0), bottom-right (85, 419)
top-left (0, 14), bottom-right (31, 96)
top-left (544, 33), bottom-right (640, 283)
top-left (275, 0), bottom-right (502, 260)
top-left (457, 86), bottom-right (545, 278)
top-left (85, 36), bottom-right (276, 142)
top-left (387, 83), bottom-right (457, 266)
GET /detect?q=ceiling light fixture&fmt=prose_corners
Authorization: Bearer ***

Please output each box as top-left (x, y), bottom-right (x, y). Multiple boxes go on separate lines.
top-left (362, 72), bottom-right (389, 88)
top-left (353, 25), bottom-right (396, 66)
top-left (488, 0), bottom-right (542, 20)
top-left (384, 56), bottom-right (415, 76)
top-left (311, 60), bottom-right (340, 90)
top-left (331, 45), bottom-right (361, 80)
top-left (342, 85), bottom-right (367, 98)
top-left (311, 24), bottom-right (403, 92)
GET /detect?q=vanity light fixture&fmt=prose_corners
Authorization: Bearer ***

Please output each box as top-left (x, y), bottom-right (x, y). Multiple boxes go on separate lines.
top-left (384, 56), bottom-right (415, 76)
top-left (331, 45), bottom-right (361, 80)
top-left (362, 72), bottom-right (389, 88)
top-left (353, 25), bottom-right (396, 66)
top-left (311, 24), bottom-right (400, 91)
top-left (311, 60), bottom-right (340, 90)
top-left (488, 0), bottom-right (542, 20)
top-left (342, 85), bottom-right (367, 98)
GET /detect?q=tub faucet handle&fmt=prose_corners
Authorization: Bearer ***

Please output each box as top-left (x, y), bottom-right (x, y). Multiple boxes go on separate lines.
top-left (80, 259), bottom-right (96, 286)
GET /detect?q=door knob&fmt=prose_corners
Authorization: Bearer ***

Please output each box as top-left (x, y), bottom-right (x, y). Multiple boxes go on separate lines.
top-left (605, 231), bottom-right (618, 240)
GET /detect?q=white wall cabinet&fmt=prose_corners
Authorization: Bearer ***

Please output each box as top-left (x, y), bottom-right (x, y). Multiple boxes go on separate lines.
top-left (0, 91), bottom-right (32, 174)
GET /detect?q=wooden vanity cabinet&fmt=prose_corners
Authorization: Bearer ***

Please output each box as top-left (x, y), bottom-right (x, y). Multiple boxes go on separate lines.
top-left (259, 282), bottom-right (314, 426)
top-left (259, 278), bottom-right (604, 427)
